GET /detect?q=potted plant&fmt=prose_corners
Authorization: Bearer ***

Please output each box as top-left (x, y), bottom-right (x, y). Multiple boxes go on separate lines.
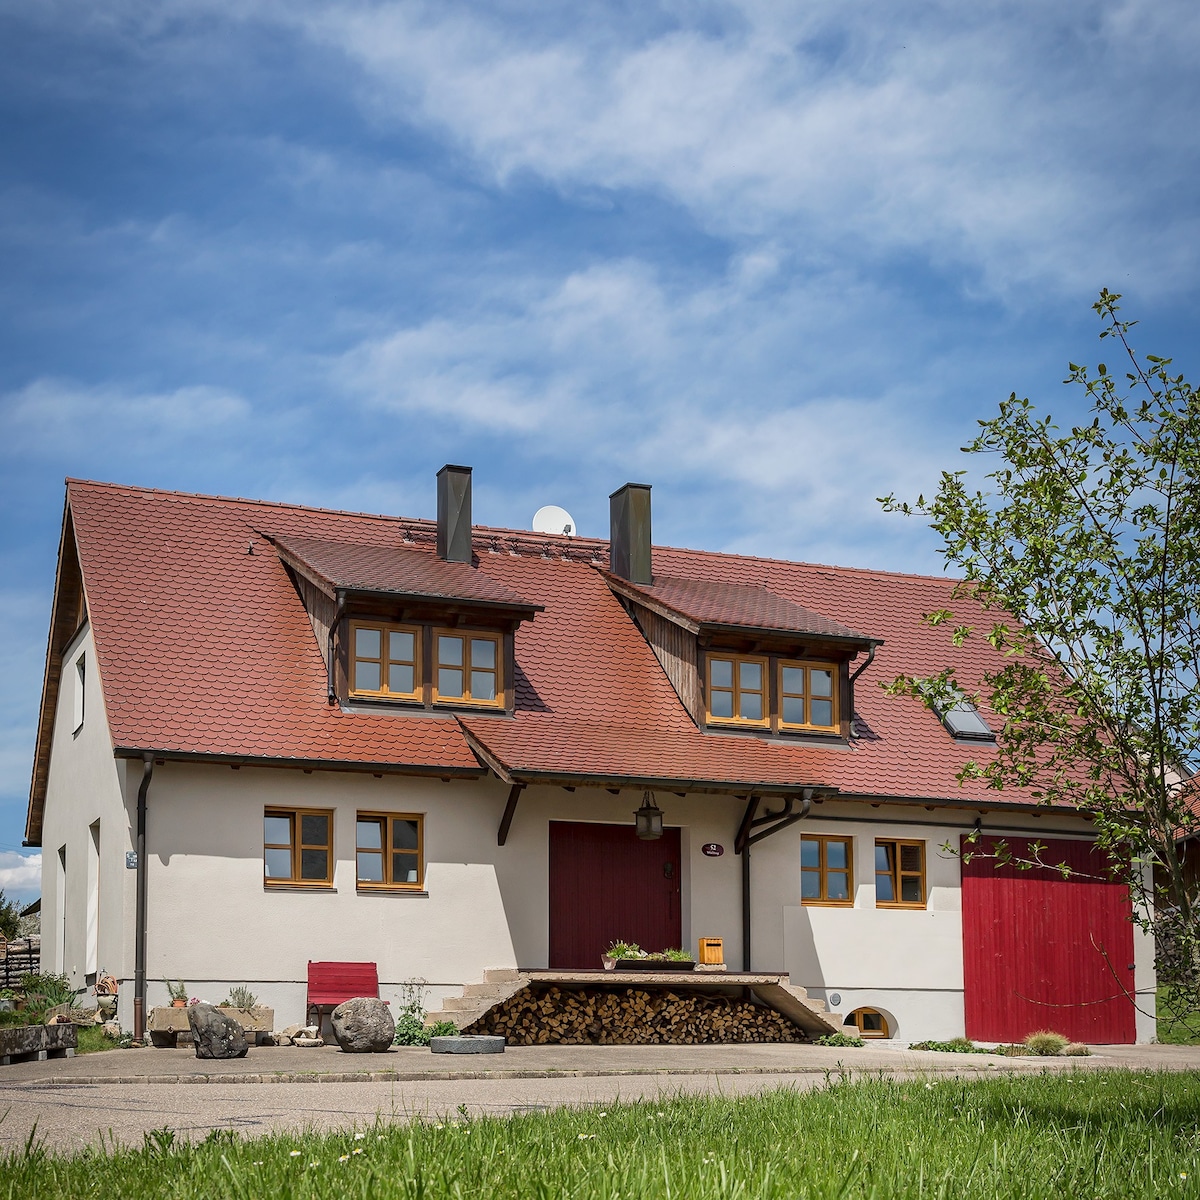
top-left (602, 943), bottom-right (696, 972)
top-left (165, 979), bottom-right (188, 1007)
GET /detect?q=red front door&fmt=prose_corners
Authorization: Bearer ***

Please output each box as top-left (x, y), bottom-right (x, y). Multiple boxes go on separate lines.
top-left (961, 836), bottom-right (1136, 1044)
top-left (549, 821), bottom-right (682, 969)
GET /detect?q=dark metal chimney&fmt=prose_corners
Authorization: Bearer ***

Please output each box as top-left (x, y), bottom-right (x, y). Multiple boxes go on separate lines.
top-left (609, 482), bottom-right (652, 584)
top-left (437, 464), bottom-right (473, 563)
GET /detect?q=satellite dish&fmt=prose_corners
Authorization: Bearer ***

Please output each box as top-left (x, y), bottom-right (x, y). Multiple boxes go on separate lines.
top-left (532, 504), bottom-right (576, 537)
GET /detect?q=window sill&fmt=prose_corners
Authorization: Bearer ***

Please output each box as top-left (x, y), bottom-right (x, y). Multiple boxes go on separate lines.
top-left (705, 718), bottom-right (771, 731)
top-left (356, 887), bottom-right (429, 897)
top-left (801, 900), bottom-right (854, 908)
top-left (264, 883), bottom-right (337, 892)
top-left (876, 902), bottom-right (927, 910)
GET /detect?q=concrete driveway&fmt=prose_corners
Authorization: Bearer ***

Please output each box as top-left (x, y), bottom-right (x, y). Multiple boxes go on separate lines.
top-left (3, 1041), bottom-right (1199, 1153)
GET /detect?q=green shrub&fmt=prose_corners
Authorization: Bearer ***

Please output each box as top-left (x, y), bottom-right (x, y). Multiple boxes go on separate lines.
top-left (660, 948), bottom-right (695, 962)
top-left (606, 942), bottom-right (643, 959)
top-left (1063, 1041), bottom-right (1091, 1056)
top-left (20, 972), bottom-right (77, 1008)
top-left (427, 1019), bottom-right (459, 1039)
top-left (1024, 1030), bottom-right (1070, 1056)
top-left (910, 1037), bottom-right (991, 1054)
top-left (390, 982), bottom-right (459, 1046)
top-left (816, 1031), bottom-right (864, 1047)
top-left (164, 979), bottom-right (188, 1002)
top-left (223, 986), bottom-right (257, 1010)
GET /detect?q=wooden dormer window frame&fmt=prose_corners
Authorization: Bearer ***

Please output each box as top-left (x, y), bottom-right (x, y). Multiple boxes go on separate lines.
top-left (432, 629), bottom-right (505, 709)
top-left (778, 659), bottom-right (839, 732)
top-left (349, 620), bottom-right (422, 702)
top-left (705, 653), bottom-right (770, 728)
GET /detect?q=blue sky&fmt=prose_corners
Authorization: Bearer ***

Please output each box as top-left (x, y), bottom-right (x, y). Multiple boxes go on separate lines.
top-left (1, 0), bottom-right (1198, 901)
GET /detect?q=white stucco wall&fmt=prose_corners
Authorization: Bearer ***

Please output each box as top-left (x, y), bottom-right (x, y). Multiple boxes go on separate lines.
top-left (38, 624), bottom-right (133, 1000)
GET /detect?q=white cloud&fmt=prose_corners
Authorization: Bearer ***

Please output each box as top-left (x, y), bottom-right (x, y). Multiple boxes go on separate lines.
top-left (0, 851), bottom-right (40, 898)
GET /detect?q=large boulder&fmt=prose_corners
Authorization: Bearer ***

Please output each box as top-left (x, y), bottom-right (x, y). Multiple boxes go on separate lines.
top-left (186, 1002), bottom-right (248, 1059)
top-left (330, 996), bottom-right (395, 1053)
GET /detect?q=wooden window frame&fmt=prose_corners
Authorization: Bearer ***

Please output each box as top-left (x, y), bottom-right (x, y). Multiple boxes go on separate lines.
top-left (705, 653), bottom-right (770, 728)
top-left (355, 811), bottom-right (425, 892)
top-left (846, 1007), bottom-right (890, 1038)
top-left (263, 806), bottom-right (334, 889)
top-left (349, 619), bottom-right (423, 702)
top-left (432, 629), bottom-right (505, 709)
top-left (874, 838), bottom-right (926, 909)
top-left (801, 834), bottom-right (854, 907)
top-left (777, 659), bottom-right (840, 732)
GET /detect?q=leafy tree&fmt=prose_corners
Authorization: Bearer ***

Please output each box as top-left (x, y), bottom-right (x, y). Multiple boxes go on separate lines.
top-left (0, 891), bottom-right (20, 941)
top-left (881, 291), bottom-right (1200, 1021)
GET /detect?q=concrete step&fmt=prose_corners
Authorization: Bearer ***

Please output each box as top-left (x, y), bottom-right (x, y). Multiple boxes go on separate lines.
top-left (461, 982), bottom-right (521, 1000)
top-left (483, 968), bottom-right (523, 983)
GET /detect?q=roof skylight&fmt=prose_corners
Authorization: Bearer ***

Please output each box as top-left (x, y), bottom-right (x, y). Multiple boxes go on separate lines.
top-left (941, 698), bottom-right (995, 741)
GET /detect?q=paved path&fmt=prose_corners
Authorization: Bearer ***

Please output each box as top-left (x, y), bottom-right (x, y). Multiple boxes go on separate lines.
top-left (3, 1042), bottom-right (1199, 1153)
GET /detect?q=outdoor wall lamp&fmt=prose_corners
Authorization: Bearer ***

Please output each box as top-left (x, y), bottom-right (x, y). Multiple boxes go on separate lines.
top-left (634, 790), bottom-right (664, 840)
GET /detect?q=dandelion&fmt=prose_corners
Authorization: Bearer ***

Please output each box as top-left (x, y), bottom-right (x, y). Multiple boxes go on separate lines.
top-left (289, 1150), bottom-right (302, 1157)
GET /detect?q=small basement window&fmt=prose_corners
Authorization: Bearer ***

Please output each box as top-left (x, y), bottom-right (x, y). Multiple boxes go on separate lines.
top-left (706, 654), bottom-right (769, 726)
top-left (263, 808), bottom-right (333, 887)
top-left (433, 631), bottom-right (503, 707)
top-left (875, 839), bottom-right (925, 907)
top-left (844, 1007), bottom-right (890, 1038)
top-left (356, 813), bottom-right (424, 890)
top-left (350, 621), bottom-right (422, 701)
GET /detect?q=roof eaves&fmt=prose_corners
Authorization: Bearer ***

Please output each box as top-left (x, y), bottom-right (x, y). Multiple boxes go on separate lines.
top-left (112, 746), bottom-right (487, 779)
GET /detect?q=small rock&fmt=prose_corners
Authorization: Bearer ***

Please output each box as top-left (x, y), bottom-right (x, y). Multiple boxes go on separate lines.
top-left (331, 996), bottom-right (395, 1053)
top-left (186, 1002), bottom-right (248, 1060)
top-left (292, 1035), bottom-right (324, 1048)
top-left (102, 1021), bottom-right (122, 1039)
top-left (277, 1022), bottom-right (304, 1045)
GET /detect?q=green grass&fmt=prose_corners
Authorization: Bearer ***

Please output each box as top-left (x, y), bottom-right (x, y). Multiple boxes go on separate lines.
top-left (74, 1026), bottom-right (126, 1054)
top-left (1158, 987), bottom-right (1200, 1044)
top-left (6, 1071), bottom-right (1200, 1198)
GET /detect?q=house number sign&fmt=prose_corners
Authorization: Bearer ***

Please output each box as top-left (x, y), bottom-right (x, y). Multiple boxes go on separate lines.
top-left (701, 843), bottom-right (724, 857)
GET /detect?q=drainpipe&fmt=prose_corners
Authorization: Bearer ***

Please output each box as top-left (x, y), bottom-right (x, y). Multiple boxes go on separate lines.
top-left (847, 644), bottom-right (879, 729)
top-left (133, 752), bottom-right (154, 1042)
top-left (327, 590), bottom-right (346, 705)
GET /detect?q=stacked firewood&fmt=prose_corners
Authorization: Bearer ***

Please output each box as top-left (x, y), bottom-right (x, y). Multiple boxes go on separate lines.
top-left (461, 985), bottom-right (807, 1045)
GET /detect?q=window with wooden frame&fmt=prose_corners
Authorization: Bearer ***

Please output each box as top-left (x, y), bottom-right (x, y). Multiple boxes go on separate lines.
top-left (778, 660), bottom-right (839, 731)
top-left (706, 654), bottom-right (769, 726)
top-left (801, 835), bottom-right (853, 905)
top-left (356, 813), bottom-right (424, 890)
top-left (874, 839), bottom-right (925, 907)
top-left (433, 631), bottom-right (503, 707)
top-left (350, 621), bottom-right (422, 701)
top-left (263, 808), bottom-right (333, 887)
top-left (845, 1007), bottom-right (890, 1038)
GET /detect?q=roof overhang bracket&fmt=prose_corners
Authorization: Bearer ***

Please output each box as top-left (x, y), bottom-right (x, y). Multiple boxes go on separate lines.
top-left (736, 789), bottom-right (817, 853)
top-left (498, 783), bottom-right (525, 846)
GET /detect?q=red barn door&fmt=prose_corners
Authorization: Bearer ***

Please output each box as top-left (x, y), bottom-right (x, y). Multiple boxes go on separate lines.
top-left (549, 821), bottom-right (682, 969)
top-left (961, 836), bottom-right (1136, 1044)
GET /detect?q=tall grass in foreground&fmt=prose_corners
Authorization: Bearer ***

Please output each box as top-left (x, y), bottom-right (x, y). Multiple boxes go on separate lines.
top-left (6, 1070), bottom-right (1200, 1198)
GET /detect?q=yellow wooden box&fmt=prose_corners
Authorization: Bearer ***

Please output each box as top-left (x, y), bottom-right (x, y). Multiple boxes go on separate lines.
top-left (697, 937), bottom-right (724, 965)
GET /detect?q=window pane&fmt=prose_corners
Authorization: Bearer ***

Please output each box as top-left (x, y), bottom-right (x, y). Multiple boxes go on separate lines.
top-left (811, 669), bottom-right (833, 697)
top-left (300, 849), bottom-right (328, 880)
top-left (355, 661), bottom-right (381, 692)
top-left (875, 844), bottom-right (893, 873)
top-left (739, 660), bottom-right (762, 690)
top-left (394, 852), bottom-right (419, 885)
top-left (357, 819), bottom-right (382, 850)
top-left (900, 844), bottom-right (923, 873)
top-left (901, 876), bottom-right (922, 904)
top-left (389, 630), bottom-right (415, 661)
top-left (827, 871), bottom-right (849, 900)
top-left (439, 667), bottom-right (464, 697)
top-left (801, 870), bottom-right (821, 899)
top-left (810, 699), bottom-right (834, 727)
top-left (264, 815), bottom-right (291, 845)
top-left (471, 638), bottom-right (496, 668)
top-left (826, 840), bottom-right (848, 869)
top-left (710, 691), bottom-right (733, 718)
top-left (782, 696), bottom-right (805, 725)
top-left (781, 666), bottom-right (805, 695)
top-left (355, 627), bottom-right (380, 657)
top-left (875, 873), bottom-right (895, 902)
top-left (740, 692), bottom-right (763, 721)
top-left (438, 636), bottom-right (463, 666)
top-left (393, 819), bottom-right (419, 851)
top-left (471, 670), bottom-right (497, 701)
top-left (388, 663), bottom-right (415, 694)
top-left (301, 813), bottom-right (329, 846)
top-left (801, 839), bottom-right (820, 867)
top-left (357, 851), bottom-right (384, 882)
top-left (862, 1011), bottom-right (883, 1031)
top-left (710, 658), bottom-right (733, 688)
top-left (264, 847), bottom-right (292, 879)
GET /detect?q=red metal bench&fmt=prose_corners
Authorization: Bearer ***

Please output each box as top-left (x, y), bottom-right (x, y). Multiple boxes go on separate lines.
top-left (306, 961), bottom-right (387, 1027)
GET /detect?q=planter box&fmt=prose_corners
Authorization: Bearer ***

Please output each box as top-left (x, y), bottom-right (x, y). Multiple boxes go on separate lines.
top-left (0, 1022), bottom-right (76, 1066)
top-left (148, 1005), bottom-right (274, 1048)
top-left (603, 958), bottom-right (696, 972)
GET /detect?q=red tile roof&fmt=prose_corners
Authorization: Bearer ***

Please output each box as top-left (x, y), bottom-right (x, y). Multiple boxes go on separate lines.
top-left (271, 532), bottom-right (539, 613)
top-left (610, 572), bottom-right (874, 642)
top-left (27, 478), bottom-right (1060, 842)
